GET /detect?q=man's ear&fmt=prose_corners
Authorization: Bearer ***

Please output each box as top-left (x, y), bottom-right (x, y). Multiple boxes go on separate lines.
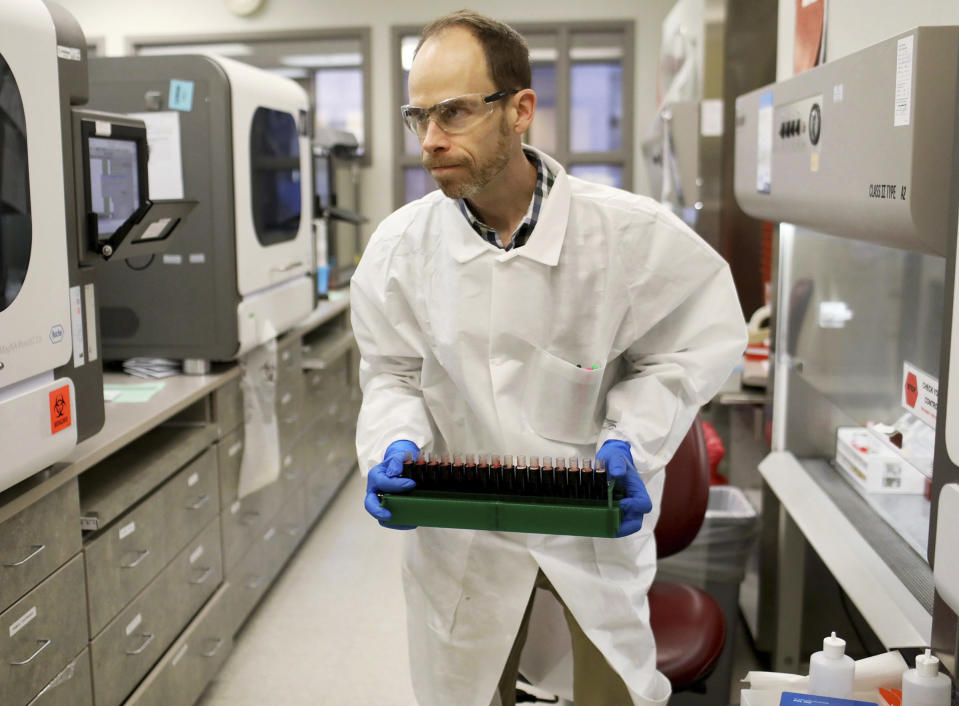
top-left (512, 89), bottom-right (537, 135)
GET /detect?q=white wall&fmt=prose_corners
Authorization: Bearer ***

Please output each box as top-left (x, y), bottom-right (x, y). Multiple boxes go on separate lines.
top-left (777, 0), bottom-right (959, 80)
top-left (59, 0), bottom-right (677, 242)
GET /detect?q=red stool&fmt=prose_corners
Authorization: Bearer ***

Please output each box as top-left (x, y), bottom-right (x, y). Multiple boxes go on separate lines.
top-left (649, 415), bottom-right (727, 690)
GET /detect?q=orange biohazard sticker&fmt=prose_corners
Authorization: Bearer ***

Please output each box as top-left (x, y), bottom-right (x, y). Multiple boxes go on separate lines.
top-left (49, 386), bottom-right (72, 435)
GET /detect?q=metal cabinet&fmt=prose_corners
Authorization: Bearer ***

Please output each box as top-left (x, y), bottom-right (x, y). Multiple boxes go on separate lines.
top-left (0, 556), bottom-right (88, 706)
top-left (25, 648), bottom-right (92, 706)
top-left (90, 518), bottom-right (222, 706)
top-left (0, 481), bottom-right (81, 615)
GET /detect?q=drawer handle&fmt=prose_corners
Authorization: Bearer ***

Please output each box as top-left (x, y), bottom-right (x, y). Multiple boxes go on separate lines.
top-left (283, 469), bottom-right (301, 481)
top-left (189, 566), bottom-right (215, 585)
top-left (4, 544), bottom-right (45, 567)
top-left (188, 494), bottom-right (211, 511)
top-left (120, 549), bottom-right (151, 569)
top-left (283, 524), bottom-right (302, 537)
top-left (201, 637), bottom-right (225, 658)
top-left (125, 633), bottom-right (155, 656)
top-left (10, 638), bottom-right (51, 665)
top-left (245, 574), bottom-right (266, 590)
top-left (239, 510), bottom-right (261, 526)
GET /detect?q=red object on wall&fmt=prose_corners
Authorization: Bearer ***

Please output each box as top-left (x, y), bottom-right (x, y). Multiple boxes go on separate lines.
top-left (702, 421), bottom-right (728, 485)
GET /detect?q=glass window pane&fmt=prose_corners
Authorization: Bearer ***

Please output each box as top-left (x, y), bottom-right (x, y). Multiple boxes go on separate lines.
top-left (401, 69), bottom-right (421, 156)
top-left (570, 62), bottom-right (623, 152)
top-left (569, 164), bottom-right (622, 189)
top-left (529, 63), bottom-right (557, 154)
top-left (315, 67), bottom-right (364, 152)
top-left (404, 167), bottom-right (434, 203)
top-left (250, 107), bottom-right (302, 246)
top-left (0, 55), bottom-right (31, 313)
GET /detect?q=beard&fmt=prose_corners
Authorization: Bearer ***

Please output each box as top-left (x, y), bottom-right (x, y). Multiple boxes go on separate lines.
top-left (424, 115), bottom-right (512, 200)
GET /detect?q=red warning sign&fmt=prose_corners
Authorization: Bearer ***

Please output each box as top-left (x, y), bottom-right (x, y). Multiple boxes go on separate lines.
top-left (905, 372), bottom-right (918, 408)
top-left (49, 386), bottom-right (72, 435)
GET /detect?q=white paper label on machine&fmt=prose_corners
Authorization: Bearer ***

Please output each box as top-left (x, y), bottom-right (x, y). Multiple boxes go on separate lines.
top-left (902, 361), bottom-right (938, 428)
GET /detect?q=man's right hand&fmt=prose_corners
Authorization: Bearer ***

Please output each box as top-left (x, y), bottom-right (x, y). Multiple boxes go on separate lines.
top-left (364, 440), bottom-right (419, 529)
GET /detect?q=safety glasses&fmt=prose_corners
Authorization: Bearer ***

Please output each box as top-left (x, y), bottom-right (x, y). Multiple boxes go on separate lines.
top-left (401, 89), bottom-right (519, 138)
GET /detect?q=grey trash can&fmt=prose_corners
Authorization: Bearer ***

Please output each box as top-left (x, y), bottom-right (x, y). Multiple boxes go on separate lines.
top-left (656, 485), bottom-right (760, 706)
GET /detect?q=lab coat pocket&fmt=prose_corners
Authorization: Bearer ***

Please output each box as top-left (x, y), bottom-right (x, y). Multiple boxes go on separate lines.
top-left (523, 349), bottom-right (605, 444)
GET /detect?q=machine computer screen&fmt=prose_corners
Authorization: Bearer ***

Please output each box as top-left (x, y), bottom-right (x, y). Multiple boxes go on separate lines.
top-left (88, 137), bottom-right (140, 237)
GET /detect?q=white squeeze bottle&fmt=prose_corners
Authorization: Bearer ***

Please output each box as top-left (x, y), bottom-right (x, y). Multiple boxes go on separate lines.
top-left (808, 632), bottom-right (855, 698)
top-left (902, 649), bottom-right (951, 706)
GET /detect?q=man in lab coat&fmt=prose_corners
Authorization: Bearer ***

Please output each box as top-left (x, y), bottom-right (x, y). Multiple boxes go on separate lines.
top-left (351, 10), bottom-right (747, 706)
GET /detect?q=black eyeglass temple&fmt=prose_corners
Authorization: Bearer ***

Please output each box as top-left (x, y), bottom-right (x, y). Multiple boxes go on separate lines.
top-left (483, 88), bottom-right (521, 104)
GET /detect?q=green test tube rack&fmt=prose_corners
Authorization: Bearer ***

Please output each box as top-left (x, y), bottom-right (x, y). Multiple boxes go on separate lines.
top-left (379, 482), bottom-right (623, 537)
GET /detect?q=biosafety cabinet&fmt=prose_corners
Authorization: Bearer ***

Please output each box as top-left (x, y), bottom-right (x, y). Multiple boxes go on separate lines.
top-left (0, 1), bottom-right (188, 492)
top-left (88, 55), bottom-right (315, 369)
top-left (734, 27), bottom-right (959, 679)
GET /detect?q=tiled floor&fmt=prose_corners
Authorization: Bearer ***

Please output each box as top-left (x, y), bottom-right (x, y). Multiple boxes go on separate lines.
top-left (198, 471), bottom-right (765, 705)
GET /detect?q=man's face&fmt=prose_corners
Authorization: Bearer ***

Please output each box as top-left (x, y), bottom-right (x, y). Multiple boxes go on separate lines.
top-left (408, 27), bottom-right (514, 200)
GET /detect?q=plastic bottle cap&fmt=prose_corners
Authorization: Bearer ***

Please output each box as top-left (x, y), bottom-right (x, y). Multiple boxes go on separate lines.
top-left (916, 648), bottom-right (940, 678)
top-left (823, 631), bottom-right (847, 659)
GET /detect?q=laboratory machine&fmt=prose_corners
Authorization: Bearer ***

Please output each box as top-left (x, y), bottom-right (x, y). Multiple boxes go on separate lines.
top-left (734, 26), bottom-right (959, 680)
top-left (87, 54), bottom-right (315, 370)
top-left (0, 0), bottom-right (191, 493)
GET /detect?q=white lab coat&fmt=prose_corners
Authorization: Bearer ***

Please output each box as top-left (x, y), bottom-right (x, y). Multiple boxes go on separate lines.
top-left (351, 147), bottom-right (747, 706)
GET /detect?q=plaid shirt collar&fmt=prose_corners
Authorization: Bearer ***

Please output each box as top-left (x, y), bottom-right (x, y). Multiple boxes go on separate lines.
top-left (457, 149), bottom-right (555, 251)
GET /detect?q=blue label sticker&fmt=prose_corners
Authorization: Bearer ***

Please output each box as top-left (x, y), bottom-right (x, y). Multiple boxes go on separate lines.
top-left (168, 80), bottom-right (195, 112)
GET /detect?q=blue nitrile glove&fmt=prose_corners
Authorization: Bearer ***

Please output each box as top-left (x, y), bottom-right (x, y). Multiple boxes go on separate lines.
top-left (364, 440), bottom-right (419, 529)
top-left (596, 440), bottom-right (653, 538)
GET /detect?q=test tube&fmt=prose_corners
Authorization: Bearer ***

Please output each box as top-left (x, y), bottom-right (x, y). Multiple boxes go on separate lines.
top-left (528, 456), bottom-right (541, 496)
top-left (515, 455), bottom-right (528, 495)
top-left (403, 450), bottom-right (416, 482)
top-left (426, 452), bottom-right (439, 490)
top-left (465, 454), bottom-right (477, 491)
top-left (595, 458), bottom-right (608, 502)
top-left (440, 453), bottom-right (452, 490)
top-left (477, 453), bottom-right (490, 492)
top-left (491, 454), bottom-right (503, 492)
top-left (555, 457), bottom-right (567, 496)
top-left (414, 451), bottom-right (427, 488)
top-left (503, 455), bottom-right (515, 493)
top-left (581, 458), bottom-right (594, 500)
top-left (567, 457), bottom-right (580, 498)
top-left (451, 454), bottom-right (464, 487)
top-left (542, 456), bottom-right (554, 497)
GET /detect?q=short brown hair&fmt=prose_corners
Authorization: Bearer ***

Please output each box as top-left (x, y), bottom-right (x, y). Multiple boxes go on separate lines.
top-left (416, 10), bottom-right (531, 90)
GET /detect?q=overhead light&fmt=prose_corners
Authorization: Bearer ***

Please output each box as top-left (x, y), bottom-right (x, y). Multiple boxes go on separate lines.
top-left (138, 42), bottom-right (252, 57)
top-left (529, 48), bottom-right (558, 62)
top-left (267, 66), bottom-right (310, 79)
top-left (569, 47), bottom-right (623, 61)
top-left (281, 52), bottom-right (362, 68)
top-left (400, 36), bottom-right (419, 72)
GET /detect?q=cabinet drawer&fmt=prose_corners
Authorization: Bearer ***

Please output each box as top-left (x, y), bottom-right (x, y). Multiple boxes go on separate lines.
top-left (124, 584), bottom-right (232, 706)
top-left (90, 518), bottom-right (222, 706)
top-left (0, 556), bottom-right (87, 706)
top-left (79, 425), bottom-right (216, 531)
top-left (220, 481), bottom-right (283, 574)
top-left (26, 648), bottom-right (92, 706)
top-left (84, 487), bottom-right (171, 638)
top-left (278, 437), bottom-right (308, 499)
top-left (276, 382), bottom-right (304, 455)
top-left (306, 463), bottom-right (339, 528)
top-left (222, 527), bottom-right (273, 636)
top-left (212, 378), bottom-right (243, 438)
top-left (0, 481), bottom-right (81, 614)
top-left (165, 447), bottom-right (219, 556)
top-left (216, 428), bottom-right (245, 510)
